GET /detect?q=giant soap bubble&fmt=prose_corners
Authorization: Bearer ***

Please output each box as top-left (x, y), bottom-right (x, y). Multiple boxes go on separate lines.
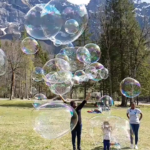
top-left (42, 58), bottom-right (71, 83)
top-left (21, 37), bottom-right (39, 55)
top-left (43, 0), bottom-right (88, 45)
top-left (45, 71), bottom-right (72, 84)
top-left (90, 116), bottom-right (130, 149)
top-left (49, 80), bottom-right (73, 95)
top-left (25, 4), bottom-right (62, 40)
top-left (24, 4), bottom-right (47, 40)
top-left (0, 49), bottom-right (7, 76)
top-left (120, 77), bottom-right (141, 98)
top-left (33, 102), bottom-right (78, 140)
top-left (85, 43), bottom-right (101, 63)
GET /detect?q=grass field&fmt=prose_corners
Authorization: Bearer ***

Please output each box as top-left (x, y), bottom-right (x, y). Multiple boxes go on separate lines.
top-left (0, 100), bottom-right (150, 150)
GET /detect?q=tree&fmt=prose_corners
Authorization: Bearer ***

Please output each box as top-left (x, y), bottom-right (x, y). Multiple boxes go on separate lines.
top-left (99, 0), bottom-right (149, 106)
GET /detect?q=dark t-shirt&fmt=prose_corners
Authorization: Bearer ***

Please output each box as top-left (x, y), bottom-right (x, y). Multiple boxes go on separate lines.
top-left (64, 100), bottom-right (87, 127)
top-left (75, 100), bottom-right (86, 126)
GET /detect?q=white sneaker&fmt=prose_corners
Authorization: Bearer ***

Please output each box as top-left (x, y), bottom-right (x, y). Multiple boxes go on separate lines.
top-left (130, 144), bottom-right (134, 149)
top-left (135, 145), bottom-right (138, 149)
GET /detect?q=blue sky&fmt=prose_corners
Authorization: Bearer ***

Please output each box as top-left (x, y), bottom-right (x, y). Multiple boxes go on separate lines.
top-left (142, 0), bottom-right (150, 3)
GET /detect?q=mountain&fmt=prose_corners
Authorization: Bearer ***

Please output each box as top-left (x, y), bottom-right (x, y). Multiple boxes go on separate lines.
top-left (0, 0), bottom-right (150, 41)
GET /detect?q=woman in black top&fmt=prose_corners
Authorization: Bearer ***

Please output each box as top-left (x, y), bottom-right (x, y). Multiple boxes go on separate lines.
top-left (60, 94), bottom-right (90, 150)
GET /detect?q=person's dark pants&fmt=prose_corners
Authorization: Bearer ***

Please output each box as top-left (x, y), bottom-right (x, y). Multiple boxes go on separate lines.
top-left (103, 140), bottom-right (110, 150)
top-left (130, 124), bottom-right (140, 145)
top-left (71, 124), bottom-right (82, 150)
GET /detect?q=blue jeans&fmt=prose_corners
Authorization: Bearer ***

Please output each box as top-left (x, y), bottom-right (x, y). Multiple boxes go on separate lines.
top-left (130, 124), bottom-right (140, 145)
top-left (71, 124), bottom-right (82, 150)
top-left (103, 140), bottom-right (110, 150)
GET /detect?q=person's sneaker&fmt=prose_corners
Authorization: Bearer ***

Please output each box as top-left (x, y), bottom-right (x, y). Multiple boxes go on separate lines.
top-left (135, 145), bottom-right (138, 149)
top-left (130, 144), bottom-right (134, 149)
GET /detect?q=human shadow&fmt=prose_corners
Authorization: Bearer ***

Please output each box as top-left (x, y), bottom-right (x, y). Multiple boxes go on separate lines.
top-left (91, 146), bottom-right (131, 150)
top-left (0, 102), bottom-right (33, 108)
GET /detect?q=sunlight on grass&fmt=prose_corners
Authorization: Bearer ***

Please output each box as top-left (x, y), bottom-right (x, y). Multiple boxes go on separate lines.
top-left (0, 100), bottom-right (149, 150)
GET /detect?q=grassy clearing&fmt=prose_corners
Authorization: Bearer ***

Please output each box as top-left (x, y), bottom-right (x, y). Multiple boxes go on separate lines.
top-left (0, 100), bottom-right (149, 150)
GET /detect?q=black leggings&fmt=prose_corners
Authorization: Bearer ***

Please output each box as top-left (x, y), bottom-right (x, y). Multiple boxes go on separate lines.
top-left (71, 125), bottom-right (82, 149)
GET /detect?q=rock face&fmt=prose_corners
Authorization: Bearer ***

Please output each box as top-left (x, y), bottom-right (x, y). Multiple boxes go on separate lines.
top-left (0, 0), bottom-right (149, 39)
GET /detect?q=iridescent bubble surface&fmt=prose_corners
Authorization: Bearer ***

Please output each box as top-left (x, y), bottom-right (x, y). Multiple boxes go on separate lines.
top-left (85, 63), bottom-right (104, 81)
top-left (21, 37), bottom-right (39, 55)
top-left (43, 0), bottom-right (88, 45)
top-left (60, 47), bottom-right (85, 72)
top-left (32, 67), bottom-right (44, 82)
top-left (73, 70), bottom-right (88, 84)
top-left (56, 53), bottom-right (69, 62)
top-left (24, 4), bottom-right (48, 40)
top-left (76, 47), bottom-right (91, 64)
top-left (120, 77), bottom-right (141, 98)
top-left (24, 4), bottom-right (62, 40)
top-left (40, 3), bottom-right (63, 38)
top-left (98, 95), bottom-right (113, 114)
top-left (64, 19), bottom-right (79, 34)
top-left (49, 80), bottom-right (73, 95)
top-left (84, 43), bottom-right (101, 63)
top-left (33, 93), bottom-right (47, 108)
top-left (100, 68), bottom-right (109, 79)
top-left (90, 115), bottom-right (130, 148)
top-left (42, 58), bottom-right (71, 82)
top-left (33, 102), bottom-right (78, 140)
top-left (45, 71), bottom-right (72, 84)
top-left (0, 49), bottom-right (7, 76)
top-left (34, 93), bottom-right (47, 100)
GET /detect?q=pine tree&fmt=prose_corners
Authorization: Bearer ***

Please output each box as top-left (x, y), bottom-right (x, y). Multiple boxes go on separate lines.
top-left (100, 0), bottom-right (148, 106)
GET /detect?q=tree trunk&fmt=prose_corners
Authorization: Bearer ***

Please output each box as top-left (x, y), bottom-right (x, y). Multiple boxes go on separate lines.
top-left (70, 89), bottom-right (73, 99)
top-left (84, 83), bottom-right (87, 99)
top-left (10, 72), bottom-right (15, 100)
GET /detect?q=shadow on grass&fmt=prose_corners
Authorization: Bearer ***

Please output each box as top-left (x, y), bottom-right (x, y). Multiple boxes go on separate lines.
top-left (0, 103), bottom-right (33, 108)
top-left (91, 146), bottom-right (131, 150)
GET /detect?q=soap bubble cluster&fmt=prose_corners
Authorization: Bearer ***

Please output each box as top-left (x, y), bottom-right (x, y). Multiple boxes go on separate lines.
top-left (24, 0), bottom-right (88, 45)
top-left (0, 0), bottom-right (141, 146)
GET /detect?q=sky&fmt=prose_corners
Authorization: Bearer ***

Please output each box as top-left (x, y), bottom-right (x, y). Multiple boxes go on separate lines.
top-left (142, 0), bottom-right (150, 3)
